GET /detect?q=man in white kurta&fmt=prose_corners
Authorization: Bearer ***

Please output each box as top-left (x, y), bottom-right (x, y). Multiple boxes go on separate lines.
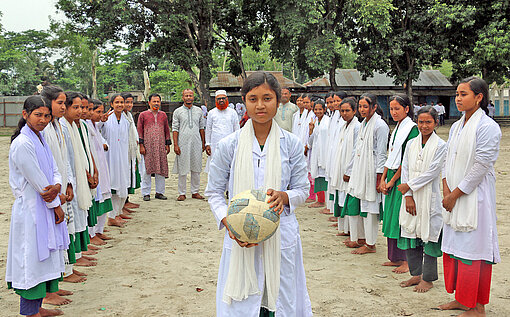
top-left (274, 88), bottom-right (298, 132)
top-left (172, 89), bottom-right (206, 201)
top-left (205, 90), bottom-right (240, 173)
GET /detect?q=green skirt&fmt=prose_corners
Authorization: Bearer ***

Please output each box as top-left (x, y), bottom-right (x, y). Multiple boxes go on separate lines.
top-left (8, 277), bottom-right (59, 300)
top-left (97, 198), bottom-right (113, 216)
top-left (74, 230), bottom-right (90, 253)
top-left (67, 234), bottom-right (76, 264)
top-left (381, 169), bottom-right (402, 239)
top-left (334, 190), bottom-right (342, 217)
top-left (128, 160), bottom-right (141, 194)
top-left (314, 177), bottom-right (328, 193)
top-left (87, 199), bottom-right (99, 227)
top-left (397, 237), bottom-right (443, 258)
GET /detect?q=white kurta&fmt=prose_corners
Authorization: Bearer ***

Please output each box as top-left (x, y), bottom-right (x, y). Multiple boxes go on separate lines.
top-left (6, 134), bottom-right (65, 289)
top-left (325, 111), bottom-right (345, 181)
top-left (205, 107), bottom-right (240, 173)
top-left (400, 137), bottom-right (447, 242)
top-left (274, 102), bottom-right (298, 132)
top-left (172, 105), bottom-right (206, 175)
top-left (441, 114), bottom-right (501, 263)
top-left (205, 129), bottom-right (312, 317)
top-left (291, 109), bottom-right (309, 148)
top-left (99, 113), bottom-right (130, 198)
top-left (308, 116), bottom-right (330, 179)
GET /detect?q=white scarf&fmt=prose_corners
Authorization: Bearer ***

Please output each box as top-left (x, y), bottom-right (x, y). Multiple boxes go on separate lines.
top-left (443, 108), bottom-right (483, 232)
top-left (325, 112), bottom-right (345, 178)
top-left (385, 116), bottom-right (416, 170)
top-left (44, 120), bottom-right (68, 196)
top-left (348, 113), bottom-right (380, 202)
top-left (223, 119), bottom-right (281, 312)
top-left (87, 120), bottom-right (112, 201)
top-left (60, 118), bottom-right (93, 211)
top-left (79, 120), bottom-right (96, 198)
top-left (330, 118), bottom-right (359, 190)
top-left (310, 115), bottom-right (330, 178)
top-left (125, 111), bottom-right (141, 163)
top-left (399, 133), bottom-right (440, 242)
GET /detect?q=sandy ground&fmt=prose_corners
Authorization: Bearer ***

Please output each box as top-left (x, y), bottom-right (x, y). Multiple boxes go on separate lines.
top-left (0, 125), bottom-right (509, 317)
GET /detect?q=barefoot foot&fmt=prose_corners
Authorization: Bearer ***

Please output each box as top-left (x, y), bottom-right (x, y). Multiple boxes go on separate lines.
top-left (319, 208), bottom-right (332, 214)
top-left (305, 198), bottom-right (315, 203)
top-left (96, 233), bottom-right (113, 240)
top-left (308, 202), bottom-right (325, 208)
top-left (345, 241), bottom-right (363, 248)
top-left (392, 262), bottom-right (409, 274)
top-left (336, 232), bottom-right (349, 236)
top-left (90, 236), bottom-right (106, 246)
top-left (352, 245), bottom-right (376, 254)
top-left (87, 244), bottom-right (101, 251)
top-left (40, 307), bottom-right (64, 316)
top-left (400, 275), bottom-right (421, 288)
top-left (125, 202), bottom-right (139, 209)
top-left (75, 257), bottom-right (97, 267)
top-left (72, 269), bottom-right (87, 276)
top-left (81, 255), bottom-right (97, 261)
top-left (382, 261), bottom-right (403, 267)
top-left (119, 213), bottom-right (132, 219)
top-left (414, 280), bottom-right (433, 293)
top-left (56, 289), bottom-right (73, 296)
top-left (43, 292), bottom-right (72, 306)
top-left (63, 273), bottom-right (86, 283)
top-left (438, 300), bottom-right (470, 311)
top-left (82, 250), bottom-right (97, 256)
top-left (108, 218), bottom-right (125, 227)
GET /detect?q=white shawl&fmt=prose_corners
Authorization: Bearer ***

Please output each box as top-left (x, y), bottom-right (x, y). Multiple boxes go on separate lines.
top-left (44, 120), bottom-right (69, 195)
top-left (79, 120), bottom-right (96, 198)
top-left (348, 113), bottom-right (380, 202)
top-left (125, 111), bottom-right (141, 163)
top-left (399, 132), bottom-right (439, 242)
top-left (87, 120), bottom-right (112, 202)
top-left (385, 116), bottom-right (416, 170)
top-left (330, 118), bottom-right (359, 190)
top-left (443, 108), bottom-right (483, 232)
top-left (309, 115), bottom-right (330, 179)
top-left (223, 119), bottom-right (282, 312)
top-left (325, 112), bottom-right (344, 179)
top-left (60, 118), bottom-right (92, 211)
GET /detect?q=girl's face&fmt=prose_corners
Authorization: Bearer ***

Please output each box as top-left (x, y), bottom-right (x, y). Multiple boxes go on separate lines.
top-left (243, 83), bottom-right (278, 125)
top-left (91, 105), bottom-right (104, 122)
top-left (358, 99), bottom-right (376, 118)
top-left (326, 97), bottom-right (335, 112)
top-left (456, 82), bottom-right (482, 113)
top-left (340, 103), bottom-right (356, 122)
top-left (125, 97), bottom-right (134, 112)
top-left (389, 100), bottom-right (409, 123)
top-left (302, 97), bottom-right (311, 110)
top-left (313, 104), bottom-right (325, 119)
top-left (24, 106), bottom-right (52, 133)
top-left (296, 97), bottom-right (304, 110)
top-left (417, 112), bottom-right (437, 137)
top-left (112, 96), bottom-right (125, 114)
top-left (51, 93), bottom-right (66, 119)
top-left (333, 95), bottom-right (342, 111)
top-left (79, 102), bottom-right (89, 120)
top-left (66, 97), bottom-right (82, 121)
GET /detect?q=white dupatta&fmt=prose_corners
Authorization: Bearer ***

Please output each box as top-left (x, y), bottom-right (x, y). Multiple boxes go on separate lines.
top-left (223, 119), bottom-right (281, 312)
top-left (399, 132), bottom-right (439, 242)
top-left (330, 117), bottom-right (359, 190)
top-left (309, 115), bottom-right (330, 178)
top-left (443, 108), bottom-right (483, 232)
top-left (60, 118), bottom-right (92, 211)
top-left (385, 116), bottom-right (416, 170)
top-left (43, 120), bottom-right (68, 196)
top-left (348, 113), bottom-right (380, 202)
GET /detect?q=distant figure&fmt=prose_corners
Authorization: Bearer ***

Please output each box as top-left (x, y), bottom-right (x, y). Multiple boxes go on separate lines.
top-left (274, 88), bottom-right (298, 132)
top-left (488, 100), bottom-right (495, 119)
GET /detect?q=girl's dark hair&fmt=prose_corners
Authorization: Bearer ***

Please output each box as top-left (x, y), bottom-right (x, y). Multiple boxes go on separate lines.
top-left (64, 91), bottom-right (82, 108)
top-left (417, 105), bottom-right (439, 123)
top-left (90, 99), bottom-right (104, 110)
top-left (81, 94), bottom-right (89, 101)
top-left (241, 72), bottom-right (281, 102)
top-left (121, 92), bottom-right (134, 100)
top-left (459, 76), bottom-right (489, 115)
top-left (333, 91), bottom-right (348, 100)
top-left (296, 93), bottom-right (306, 99)
top-left (359, 93), bottom-right (377, 109)
top-left (11, 96), bottom-right (51, 143)
top-left (41, 85), bottom-right (64, 101)
top-left (313, 99), bottom-right (326, 110)
top-left (389, 94), bottom-right (414, 119)
top-left (110, 93), bottom-right (124, 104)
top-left (340, 97), bottom-right (357, 112)
top-left (302, 94), bottom-right (311, 100)
top-left (325, 92), bottom-right (334, 100)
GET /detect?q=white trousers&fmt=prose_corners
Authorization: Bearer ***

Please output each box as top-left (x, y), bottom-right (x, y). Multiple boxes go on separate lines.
top-left (348, 215), bottom-right (365, 242)
top-left (363, 213), bottom-right (379, 246)
top-left (88, 226), bottom-right (95, 238)
top-left (94, 214), bottom-right (107, 234)
top-left (178, 172), bottom-right (200, 195)
top-left (109, 194), bottom-right (125, 219)
top-left (337, 216), bottom-right (349, 233)
top-left (141, 173), bottom-right (166, 196)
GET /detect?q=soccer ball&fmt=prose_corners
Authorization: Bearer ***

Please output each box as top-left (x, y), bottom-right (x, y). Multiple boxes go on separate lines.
top-left (226, 189), bottom-right (280, 244)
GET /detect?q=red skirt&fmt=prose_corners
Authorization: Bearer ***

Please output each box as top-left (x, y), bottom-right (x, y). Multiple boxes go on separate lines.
top-left (443, 253), bottom-right (492, 308)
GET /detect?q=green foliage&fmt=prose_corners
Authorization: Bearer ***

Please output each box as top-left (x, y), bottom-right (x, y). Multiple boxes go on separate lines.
top-left (150, 69), bottom-right (193, 102)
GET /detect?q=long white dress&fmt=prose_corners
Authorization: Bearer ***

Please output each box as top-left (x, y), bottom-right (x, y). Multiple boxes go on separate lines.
top-left (441, 113), bottom-right (501, 263)
top-left (291, 109), bottom-right (309, 147)
top-left (308, 116), bottom-right (331, 179)
top-left (6, 134), bottom-right (65, 289)
top-left (172, 105), bottom-right (206, 175)
top-left (205, 107), bottom-right (240, 173)
top-left (205, 129), bottom-right (313, 317)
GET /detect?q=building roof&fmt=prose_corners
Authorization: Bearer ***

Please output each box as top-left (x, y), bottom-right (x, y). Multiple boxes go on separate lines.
top-left (210, 71), bottom-right (304, 89)
top-left (304, 69), bottom-right (453, 88)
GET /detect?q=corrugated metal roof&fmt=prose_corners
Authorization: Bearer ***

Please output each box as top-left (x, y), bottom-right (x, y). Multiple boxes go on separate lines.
top-left (210, 71), bottom-right (304, 89)
top-left (304, 69), bottom-right (453, 88)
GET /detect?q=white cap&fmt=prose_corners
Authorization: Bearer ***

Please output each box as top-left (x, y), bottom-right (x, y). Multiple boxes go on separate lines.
top-left (215, 90), bottom-right (227, 97)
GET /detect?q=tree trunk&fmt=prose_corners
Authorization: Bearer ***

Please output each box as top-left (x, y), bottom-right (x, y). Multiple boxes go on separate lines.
top-left (91, 48), bottom-right (98, 99)
top-left (233, 41), bottom-right (246, 79)
top-left (141, 41), bottom-right (151, 99)
top-left (405, 77), bottom-right (413, 104)
top-left (329, 57), bottom-right (338, 90)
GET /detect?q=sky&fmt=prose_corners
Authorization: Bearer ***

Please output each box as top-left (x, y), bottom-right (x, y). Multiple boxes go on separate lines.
top-left (0, 0), bottom-right (64, 32)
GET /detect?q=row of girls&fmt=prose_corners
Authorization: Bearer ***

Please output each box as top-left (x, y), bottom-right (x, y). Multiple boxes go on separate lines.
top-left (292, 77), bottom-right (501, 315)
top-left (5, 87), bottom-right (142, 316)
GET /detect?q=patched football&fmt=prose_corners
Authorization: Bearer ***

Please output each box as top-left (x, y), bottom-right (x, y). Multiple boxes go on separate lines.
top-left (226, 189), bottom-right (280, 244)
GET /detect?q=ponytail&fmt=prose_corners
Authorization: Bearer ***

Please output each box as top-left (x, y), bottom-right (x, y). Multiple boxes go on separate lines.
top-left (11, 118), bottom-right (27, 143)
